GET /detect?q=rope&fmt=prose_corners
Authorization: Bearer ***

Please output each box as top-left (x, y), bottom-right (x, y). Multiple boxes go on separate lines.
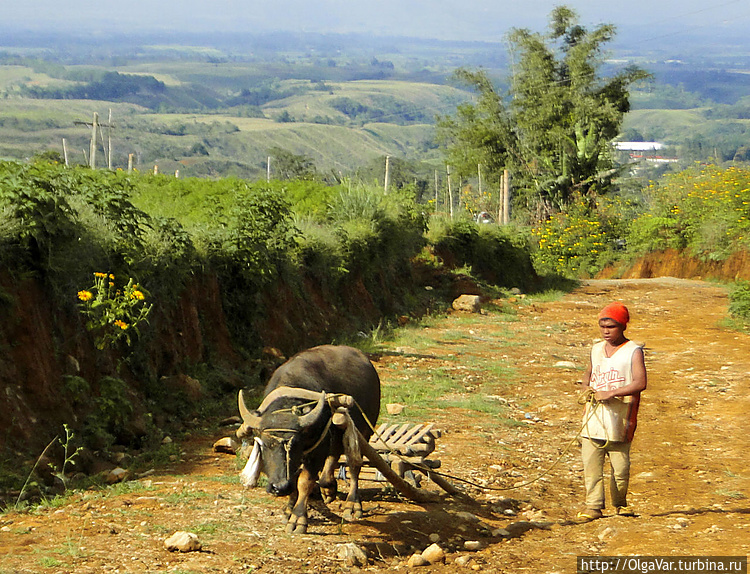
top-left (253, 389), bottom-right (605, 495)
top-left (255, 395), bottom-right (338, 482)
top-left (348, 390), bottom-right (604, 493)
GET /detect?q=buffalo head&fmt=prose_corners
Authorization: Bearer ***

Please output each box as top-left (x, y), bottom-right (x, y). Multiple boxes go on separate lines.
top-left (238, 388), bottom-right (329, 496)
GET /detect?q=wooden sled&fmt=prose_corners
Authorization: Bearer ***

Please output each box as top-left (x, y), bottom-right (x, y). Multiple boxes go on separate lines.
top-left (339, 422), bottom-right (442, 485)
top-left (331, 407), bottom-right (470, 503)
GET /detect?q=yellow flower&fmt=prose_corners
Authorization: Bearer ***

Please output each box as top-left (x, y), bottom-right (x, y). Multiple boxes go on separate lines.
top-left (114, 320), bottom-right (129, 330)
top-left (130, 290), bottom-right (145, 300)
top-left (77, 290), bottom-right (93, 302)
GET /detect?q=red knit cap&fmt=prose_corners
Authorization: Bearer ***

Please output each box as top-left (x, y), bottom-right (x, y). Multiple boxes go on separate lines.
top-left (598, 302), bottom-right (629, 326)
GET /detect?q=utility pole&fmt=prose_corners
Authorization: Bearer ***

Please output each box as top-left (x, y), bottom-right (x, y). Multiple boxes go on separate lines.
top-left (384, 155), bottom-right (391, 194)
top-left (434, 170), bottom-right (439, 212)
top-left (74, 111), bottom-right (115, 169)
top-left (446, 165), bottom-right (453, 219)
top-left (498, 172), bottom-right (504, 224)
top-left (90, 112), bottom-right (98, 169)
top-left (128, 153), bottom-right (134, 174)
top-left (477, 163), bottom-right (482, 198)
top-left (267, 156), bottom-right (271, 182)
top-left (502, 169), bottom-right (511, 225)
top-left (107, 109), bottom-right (113, 170)
top-left (62, 138), bottom-right (69, 167)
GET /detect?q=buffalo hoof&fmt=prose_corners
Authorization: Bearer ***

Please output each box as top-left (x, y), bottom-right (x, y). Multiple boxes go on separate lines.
top-left (319, 480), bottom-right (338, 504)
top-left (343, 503), bottom-right (363, 521)
top-left (285, 520), bottom-right (307, 534)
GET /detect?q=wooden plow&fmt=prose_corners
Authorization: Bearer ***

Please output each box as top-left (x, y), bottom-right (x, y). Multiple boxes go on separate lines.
top-left (330, 398), bottom-right (470, 504)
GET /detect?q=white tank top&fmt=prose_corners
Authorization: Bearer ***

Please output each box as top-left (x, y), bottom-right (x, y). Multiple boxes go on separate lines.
top-left (582, 340), bottom-right (642, 442)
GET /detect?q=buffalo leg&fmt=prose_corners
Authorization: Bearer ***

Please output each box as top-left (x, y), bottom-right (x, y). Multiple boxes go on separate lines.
top-left (342, 461), bottom-right (363, 521)
top-left (318, 454), bottom-right (339, 504)
top-left (286, 468), bottom-right (315, 534)
top-left (283, 490), bottom-right (296, 522)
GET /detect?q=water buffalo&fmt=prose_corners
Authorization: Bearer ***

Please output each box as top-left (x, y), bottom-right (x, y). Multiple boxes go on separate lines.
top-left (237, 344), bottom-right (381, 534)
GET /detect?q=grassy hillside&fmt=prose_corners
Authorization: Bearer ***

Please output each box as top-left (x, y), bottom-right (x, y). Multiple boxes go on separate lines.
top-left (0, 60), bottom-right (463, 178)
top-left (623, 107), bottom-right (750, 162)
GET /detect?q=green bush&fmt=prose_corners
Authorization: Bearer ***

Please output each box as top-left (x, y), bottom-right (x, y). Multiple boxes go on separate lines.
top-left (428, 215), bottom-right (537, 289)
top-left (729, 280), bottom-right (750, 320)
top-left (627, 165), bottom-right (750, 261)
top-left (530, 198), bottom-right (619, 278)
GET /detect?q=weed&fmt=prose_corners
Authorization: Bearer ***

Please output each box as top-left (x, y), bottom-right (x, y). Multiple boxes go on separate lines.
top-left (729, 280), bottom-right (750, 320)
top-left (13, 436), bottom-right (58, 511)
top-left (163, 488), bottom-right (213, 505)
top-left (51, 424), bottom-right (83, 490)
top-left (451, 395), bottom-right (512, 417)
top-left (715, 489), bottom-right (747, 500)
top-left (37, 555), bottom-right (63, 568)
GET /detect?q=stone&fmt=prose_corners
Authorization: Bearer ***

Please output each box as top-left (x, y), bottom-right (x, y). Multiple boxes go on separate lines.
top-left (105, 467), bottom-right (129, 484)
top-left (597, 526), bottom-right (616, 541)
top-left (213, 437), bottom-right (239, 455)
top-left (455, 555), bottom-right (473, 567)
top-left (429, 533), bottom-right (441, 543)
top-left (492, 528), bottom-right (511, 537)
top-left (421, 543), bottom-right (445, 564)
top-left (408, 553), bottom-right (428, 567)
top-left (336, 542), bottom-right (368, 566)
top-left (553, 361), bottom-right (577, 369)
top-left (164, 531), bottom-right (202, 553)
top-left (452, 295), bottom-right (482, 313)
top-left (464, 540), bottom-right (481, 551)
top-left (455, 511), bottom-right (480, 522)
top-left (386, 403), bottom-right (405, 415)
top-left (219, 416), bottom-right (242, 427)
top-left (674, 517), bottom-right (690, 528)
top-left (160, 374), bottom-right (204, 402)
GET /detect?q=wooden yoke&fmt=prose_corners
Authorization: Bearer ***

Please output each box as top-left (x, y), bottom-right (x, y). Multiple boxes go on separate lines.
top-left (332, 407), bottom-right (440, 504)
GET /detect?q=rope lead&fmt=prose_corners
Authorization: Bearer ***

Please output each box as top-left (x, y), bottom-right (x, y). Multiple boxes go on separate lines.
top-left (349, 390), bottom-right (604, 493)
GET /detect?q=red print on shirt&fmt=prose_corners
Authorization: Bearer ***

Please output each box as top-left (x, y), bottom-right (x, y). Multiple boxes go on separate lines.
top-left (590, 365), bottom-right (625, 391)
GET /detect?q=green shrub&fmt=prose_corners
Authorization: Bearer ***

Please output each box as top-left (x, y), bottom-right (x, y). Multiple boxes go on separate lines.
top-left (531, 198), bottom-right (618, 278)
top-left (627, 165), bottom-right (750, 261)
top-left (729, 280), bottom-right (750, 320)
top-left (430, 216), bottom-right (536, 289)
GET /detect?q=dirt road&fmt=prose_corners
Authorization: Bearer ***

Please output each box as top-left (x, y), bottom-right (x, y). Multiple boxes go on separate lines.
top-left (1, 277), bottom-right (748, 573)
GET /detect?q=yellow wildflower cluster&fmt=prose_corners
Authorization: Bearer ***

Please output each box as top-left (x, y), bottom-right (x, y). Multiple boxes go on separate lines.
top-left (76, 272), bottom-right (151, 350)
top-left (77, 290), bottom-right (93, 302)
top-left (637, 165), bottom-right (750, 255)
top-left (532, 200), bottom-right (611, 277)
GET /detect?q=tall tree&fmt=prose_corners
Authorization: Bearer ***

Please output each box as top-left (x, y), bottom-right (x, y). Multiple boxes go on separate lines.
top-left (438, 6), bottom-right (649, 221)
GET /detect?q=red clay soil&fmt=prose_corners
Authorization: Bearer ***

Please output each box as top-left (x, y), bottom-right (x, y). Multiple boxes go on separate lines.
top-left (1, 276), bottom-right (749, 573)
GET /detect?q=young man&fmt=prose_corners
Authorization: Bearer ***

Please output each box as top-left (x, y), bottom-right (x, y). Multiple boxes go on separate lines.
top-left (578, 302), bottom-right (647, 520)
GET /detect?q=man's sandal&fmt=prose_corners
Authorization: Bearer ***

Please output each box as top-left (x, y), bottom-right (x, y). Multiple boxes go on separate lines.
top-left (575, 508), bottom-right (603, 522)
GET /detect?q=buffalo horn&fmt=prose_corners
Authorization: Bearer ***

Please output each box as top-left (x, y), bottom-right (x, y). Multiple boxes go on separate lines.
top-left (254, 386), bottom-right (326, 414)
top-left (238, 389), bottom-right (262, 430)
top-left (297, 392), bottom-right (328, 428)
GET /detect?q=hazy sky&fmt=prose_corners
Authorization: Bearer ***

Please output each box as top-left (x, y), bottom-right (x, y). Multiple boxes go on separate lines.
top-left (2, 0), bottom-right (749, 42)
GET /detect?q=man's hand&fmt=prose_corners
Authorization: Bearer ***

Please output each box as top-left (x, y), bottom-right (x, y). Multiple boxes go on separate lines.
top-left (594, 389), bottom-right (616, 402)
